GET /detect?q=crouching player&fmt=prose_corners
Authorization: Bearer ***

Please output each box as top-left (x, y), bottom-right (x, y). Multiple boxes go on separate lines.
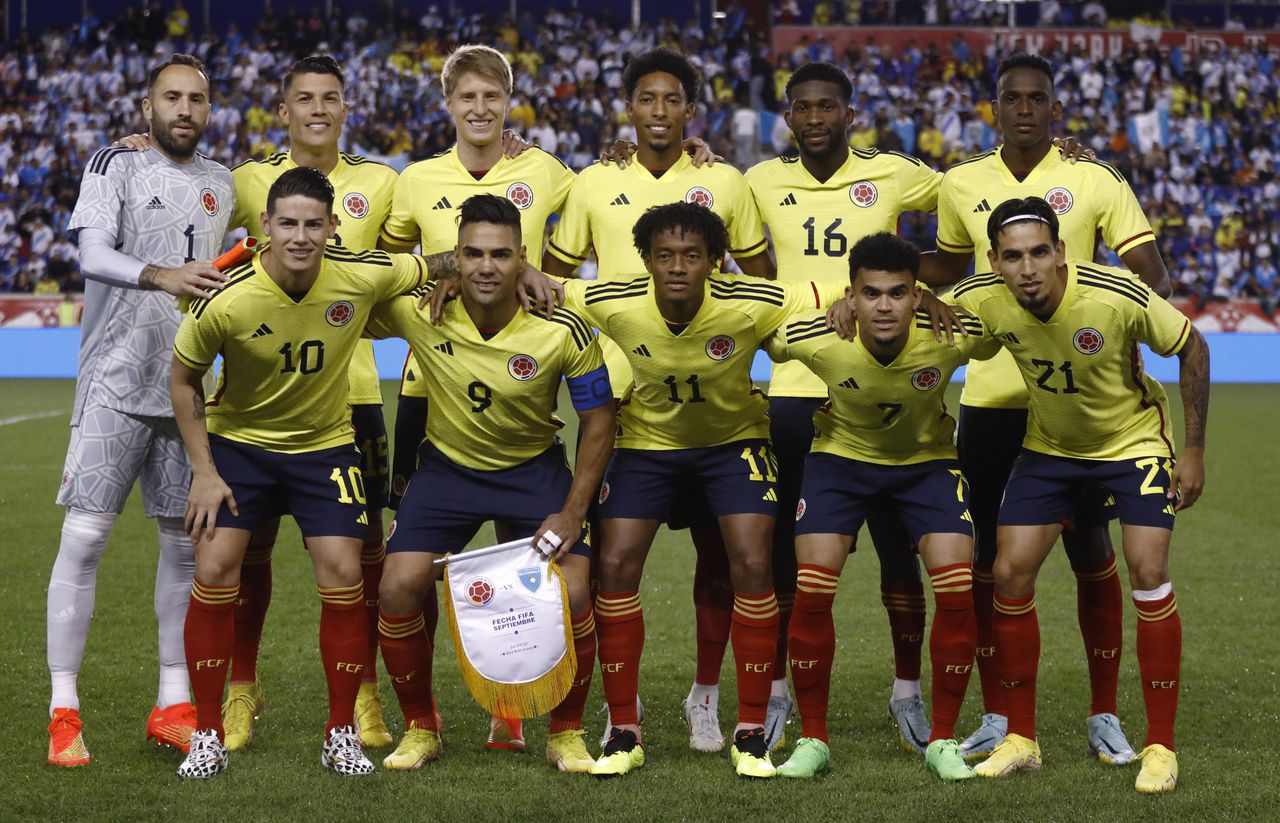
top-left (366, 194), bottom-right (614, 773)
top-left (764, 233), bottom-right (998, 781)
top-left (169, 167), bottom-right (427, 778)
top-left (955, 197), bottom-right (1208, 793)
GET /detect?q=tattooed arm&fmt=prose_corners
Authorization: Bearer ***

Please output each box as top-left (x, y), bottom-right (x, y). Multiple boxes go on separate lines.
top-left (170, 356), bottom-right (237, 541)
top-left (1171, 327), bottom-right (1209, 510)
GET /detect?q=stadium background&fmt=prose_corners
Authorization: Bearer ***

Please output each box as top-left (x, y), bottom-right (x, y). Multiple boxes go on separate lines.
top-left (1, 2), bottom-right (1278, 819)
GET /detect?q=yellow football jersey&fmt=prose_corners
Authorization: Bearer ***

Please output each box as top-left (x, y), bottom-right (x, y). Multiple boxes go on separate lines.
top-left (231, 151), bottom-right (399, 405)
top-left (560, 274), bottom-right (844, 450)
top-left (747, 148), bottom-right (942, 398)
top-left (383, 146), bottom-right (575, 400)
top-left (765, 309), bottom-right (997, 464)
top-left (175, 248), bottom-right (426, 453)
top-left (936, 148), bottom-right (1156, 409)
top-left (952, 261), bottom-right (1191, 462)
top-left (366, 288), bottom-right (604, 471)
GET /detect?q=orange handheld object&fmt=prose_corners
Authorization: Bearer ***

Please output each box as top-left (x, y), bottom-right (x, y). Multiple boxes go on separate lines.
top-left (212, 237), bottom-right (258, 271)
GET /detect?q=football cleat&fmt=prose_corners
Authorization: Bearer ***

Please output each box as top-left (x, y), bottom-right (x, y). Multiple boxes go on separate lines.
top-left (974, 733), bottom-right (1042, 778)
top-left (1134, 744), bottom-right (1178, 794)
top-left (730, 727), bottom-right (776, 779)
top-left (47, 707), bottom-right (90, 767)
top-left (221, 681), bottom-right (265, 751)
top-left (177, 729), bottom-right (228, 779)
top-left (486, 715), bottom-right (525, 752)
top-left (764, 692), bottom-right (794, 751)
top-left (321, 724), bottom-right (374, 776)
top-left (925, 739), bottom-right (977, 781)
top-left (888, 694), bottom-right (930, 754)
top-left (777, 737), bottom-right (830, 779)
top-left (355, 683), bottom-right (393, 748)
top-left (598, 696), bottom-right (645, 748)
top-left (590, 728), bottom-right (645, 778)
top-left (382, 726), bottom-right (443, 770)
top-left (682, 695), bottom-right (724, 752)
top-left (958, 712), bottom-right (1008, 760)
top-left (1087, 712), bottom-right (1136, 765)
top-left (546, 728), bottom-right (595, 773)
top-left (146, 702), bottom-right (197, 753)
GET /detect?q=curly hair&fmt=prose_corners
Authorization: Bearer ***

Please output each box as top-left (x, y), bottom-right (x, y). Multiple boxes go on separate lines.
top-left (785, 60), bottom-right (852, 105)
top-left (847, 232), bottom-right (921, 282)
top-left (623, 48), bottom-right (700, 103)
top-left (632, 202), bottom-right (728, 264)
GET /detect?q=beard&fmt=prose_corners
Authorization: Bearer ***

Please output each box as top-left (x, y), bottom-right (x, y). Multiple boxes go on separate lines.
top-left (151, 115), bottom-right (202, 160)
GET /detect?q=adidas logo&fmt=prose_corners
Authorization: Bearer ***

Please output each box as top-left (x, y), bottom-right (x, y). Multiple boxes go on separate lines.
top-left (432, 196), bottom-right (453, 210)
top-left (762, 488), bottom-right (778, 502)
top-left (434, 341), bottom-right (454, 355)
top-left (972, 199), bottom-right (992, 213)
top-left (610, 193), bottom-right (631, 206)
top-left (251, 323), bottom-right (273, 338)
top-left (779, 193), bottom-right (797, 206)
top-left (146, 196), bottom-right (165, 210)
top-left (838, 376), bottom-right (859, 389)
top-left (1002, 332), bottom-right (1020, 344)
top-left (632, 344), bottom-right (651, 357)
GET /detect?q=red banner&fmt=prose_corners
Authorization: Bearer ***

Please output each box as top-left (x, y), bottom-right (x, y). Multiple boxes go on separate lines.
top-left (1173, 299), bottom-right (1280, 333)
top-left (773, 26), bottom-right (1280, 63)
top-left (0, 295), bottom-right (84, 327)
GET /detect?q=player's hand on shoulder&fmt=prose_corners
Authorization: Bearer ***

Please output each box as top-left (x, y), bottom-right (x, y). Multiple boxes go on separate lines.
top-left (518, 262), bottom-right (564, 318)
top-left (426, 278), bottom-right (460, 325)
top-left (502, 129), bottom-right (531, 159)
top-left (683, 136), bottom-right (723, 167)
top-left (1170, 446), bottom-right (1205, 511)
top-left (141, 261), bottom-right (228, 300)
top-left (600, 139), bottom-right (638, 168)
top-left (534, 511), bottom-right (583, 560)
top-left (826, 296), bottom-right (856, 340)
top-left (112, 132), bottom-right (151, 151)
top-left (1052, 136), bottom-right (1096, 164)
top-left (918, 289), bottom-right (969, 346)
top-left (185, 471), bottom-right (238, 543)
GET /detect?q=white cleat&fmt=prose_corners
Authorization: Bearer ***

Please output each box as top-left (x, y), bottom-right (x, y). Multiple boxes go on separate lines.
top-left (683, 694), bottom-right (725, 752)
top-left (177, 729), bottom-right (228, 779)
top-left (1088, 712), bottom-right (1137, 765)
top-left (763, 692), bottom-right (794, 751)
top-left (321, 724), bottom-right (375, 776)
top-left (888, 695), bottom-right (930, 754)
top-left (958, 713), bottom-right (1008, 760)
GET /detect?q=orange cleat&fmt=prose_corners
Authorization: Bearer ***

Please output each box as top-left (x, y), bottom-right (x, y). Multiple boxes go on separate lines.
top-left (147, 702), bottom-right (197, 753)
top-left (48, 707), bottom-right (90, 767)
top-left (486, 715), bottom-right (526, 752)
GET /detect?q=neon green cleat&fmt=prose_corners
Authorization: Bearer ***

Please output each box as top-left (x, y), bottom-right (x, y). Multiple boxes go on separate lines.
top-left (355, 682), bottom-right (393, 747)
top-left (546, 729), bottom-right (595, 774)
top-left (382, 726), bottom-right (443, 770)
top-left (974, 733), bottom-right (1042, 778)
top-left (1134, 744), bottom-right (1178, 794)
top-left (221, 682), bottom-right (265, 752)
top-left (776, 737), bottom-right (831, 779)
top-left (729, 728), bottom-right (776, 779)
top-left (591, 728), bottom-right (644, 778)
top-left (925, 739), bottom-right (976, 781)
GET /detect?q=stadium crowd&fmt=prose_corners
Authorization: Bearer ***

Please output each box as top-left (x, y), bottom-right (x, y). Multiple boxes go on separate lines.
top-left (1, 1), bottom-right (1277, 307)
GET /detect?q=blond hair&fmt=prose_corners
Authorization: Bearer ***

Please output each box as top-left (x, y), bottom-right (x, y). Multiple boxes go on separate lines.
top-left (441, 45), bottom-right (513, 98)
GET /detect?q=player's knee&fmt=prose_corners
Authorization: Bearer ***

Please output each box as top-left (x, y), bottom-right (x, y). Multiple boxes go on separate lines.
top-left (992, 556), bottom-right (1036, 598)
top-left (596, 549), bottom-right (641, 590)
top-left (728, 551), bottom-right (773, 591)
top-left (1127, 562), bottom-right (1170, 593)
top-left (378, 573), bottom-right (427, 614)
top-left (59, 508), bottom-right (116, 560)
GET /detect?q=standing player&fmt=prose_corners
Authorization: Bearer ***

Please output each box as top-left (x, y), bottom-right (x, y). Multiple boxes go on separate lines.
top-left (543, 47), bottom-right (774, 752)
top-left (551, 203), bottom-right (845, 778)
top-left (169, 167), bottom-right (427, 778)
top-left (745, 61), bottom-right (945, 751)
top-left (366, 195), bottom-right (614, 774)
top-left (927, 53), bottom-right (1173, 761)
top-left (47, 53), bottom-right (233, 766)
top-left (376, 44), bottom-right (576, 752)
top-left (763, 233), bottom-right (998, 781)
top-left (954, 197), bottom-right (1207, 794)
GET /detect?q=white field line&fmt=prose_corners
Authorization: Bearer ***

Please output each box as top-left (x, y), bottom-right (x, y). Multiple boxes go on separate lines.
top-left (0, 410), bottom-right (64, 427)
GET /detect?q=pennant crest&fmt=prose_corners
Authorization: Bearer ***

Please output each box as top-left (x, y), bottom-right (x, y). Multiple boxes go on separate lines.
top-left (518, 566), bottom-right (542, 593)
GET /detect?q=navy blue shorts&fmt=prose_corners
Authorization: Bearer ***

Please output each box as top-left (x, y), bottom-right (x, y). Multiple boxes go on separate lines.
top-left (999, 449), bottom-right (1177, 531)
top-left (352, 404), bottom-right (389, 510)
top-left (386, 441), bottom-right (590, 556)
top-left (209, 434), bottom-right (368, 539)
top-left (795, 453), bottom-right (974, 544)
top-left (598, 439), bottom-right (779, 521)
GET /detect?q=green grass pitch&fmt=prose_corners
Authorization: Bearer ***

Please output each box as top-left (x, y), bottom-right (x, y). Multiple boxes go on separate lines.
top-left (1, 379), bottom-right (1277, 821)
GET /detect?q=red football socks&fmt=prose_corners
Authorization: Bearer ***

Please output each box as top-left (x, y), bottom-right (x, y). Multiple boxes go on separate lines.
top-left (595, 590), bottom-right (643, 727)
top-left (993, 592), bottom-right (1039, 740)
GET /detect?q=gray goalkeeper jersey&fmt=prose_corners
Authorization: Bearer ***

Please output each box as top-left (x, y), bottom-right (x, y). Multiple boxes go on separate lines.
top-left (68, 146), bottom-right (234, 421)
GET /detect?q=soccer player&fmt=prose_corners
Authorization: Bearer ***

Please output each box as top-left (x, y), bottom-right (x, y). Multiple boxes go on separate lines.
top-left (550, 203), bottom-right (845, 778)
top-left (764, 232), bottom-right (998, 781)
top-left (953, 196), bottom-right (1207, 794)
top-left (543, 47), bottom-right (774, 753)
top-left (365, 194), bottom-right (614, 774)
top-left (47, 53), bottom-right (234, 766)
top-left (169, 167), bottom-right (427, 778)
top-left (377, 44), bottom-right (575, 751)
top-left (927, 53), bottom-right (1173, 761)
top-left (745, 60), bottom-right (946, 751)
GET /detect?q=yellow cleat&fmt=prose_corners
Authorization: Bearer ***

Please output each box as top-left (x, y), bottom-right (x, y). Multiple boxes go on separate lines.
top-left (221, 682), bottom-right (265, 752)
top-left (1134, 744), bottom-right (1178, 794)
top-left (355, 682), bottom-right (393, 748)
top-left (591, 728), bottom-right (645, 778)
top-left (546, 728), bottom-right (595, 773)
top-left (974, 733), bottom-right (1042, 778)
top-left (730, 728), bottom-right (777, 779)
top-left (382, 726), bottom-right (443, 770)
top-left (48, 707), bottom-right (90, 767)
